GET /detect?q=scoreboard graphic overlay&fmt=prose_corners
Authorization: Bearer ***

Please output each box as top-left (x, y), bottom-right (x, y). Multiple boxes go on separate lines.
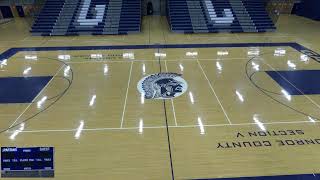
top-left (1, 147), bottom-right (54, 178)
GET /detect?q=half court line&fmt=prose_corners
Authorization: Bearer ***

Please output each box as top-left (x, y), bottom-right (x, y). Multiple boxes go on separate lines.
top-left (196, 59), bottom-right (232, 124)
top-left (157, 47), bottom-right (175, 180)
top-left (164, 60), bottom-right (178, 126)
top-left (8, 64), bottom-right (65, 129)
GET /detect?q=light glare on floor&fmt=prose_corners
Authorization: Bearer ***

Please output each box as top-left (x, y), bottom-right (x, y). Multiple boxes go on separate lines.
top-left (23, 67), bottom-right (32, 75)
top-left (75, 121), bottom-right (84, 139)
top-left (89, 95), bottom-right (96, 106)
top-left (253, 115), bottom-right (266, 131)
top-left (103, 64), bottom-right (108, 75)
top-left (287, 60), bottom-right (296, 69)
top-left (235, 90), bottom-right (244, 102)
top-left (281, 89), bottom-right (292, 101)
top-left (216, 61), bottom-right (222, 72)
top-left (251, 62), bottom-right (260, 71)
top-left (37, 96), bottom-right (48, 108)
top-left (25, 55), bottom-right (37, 60)
top-left (58, 55), bottom-right (70, 60)
top-left (139, 119), bottom-right (143, 134)
top-left (197, 117), bottom-right (205, 135)
top-left (9, 123), bottom-right (25, 140)
top-left (179, 64), bottom-right (184, 72)
top-left (0, 59), bottom-right (7, 68)
top-left (189, 92), bottom-right (194, 104)
top-left (64, 66), bottom-right (70, 76)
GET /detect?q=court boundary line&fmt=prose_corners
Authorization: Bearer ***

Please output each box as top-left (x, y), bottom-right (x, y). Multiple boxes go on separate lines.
top-left (7, 64), bottom-right (65, 129)
top-left (16, 120), bottom-right (318, 133)
top-left (1, 42), bottom-right (318, 62)
top-left (11, 57), bottom-right (252, 63)
top-left (197, 59), bottom-right (232, 124)
top-left (120, 61), bottom-right (133, 128)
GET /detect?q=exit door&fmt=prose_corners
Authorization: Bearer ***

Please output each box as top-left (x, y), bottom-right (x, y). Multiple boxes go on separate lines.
top-left (0, 6), bottom-right (14, 18)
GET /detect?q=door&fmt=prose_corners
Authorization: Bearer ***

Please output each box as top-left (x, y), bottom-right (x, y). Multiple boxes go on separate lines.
top-left (0, 6), bottom-right (14, 18)
top-left (16, 6), bottom-right (25, 17)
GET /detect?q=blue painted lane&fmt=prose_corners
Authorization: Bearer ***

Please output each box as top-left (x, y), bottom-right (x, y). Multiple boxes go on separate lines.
top-left (0, 76), bottom-right (52, 103)
top-left (266, 70), bottom-right (320, 95)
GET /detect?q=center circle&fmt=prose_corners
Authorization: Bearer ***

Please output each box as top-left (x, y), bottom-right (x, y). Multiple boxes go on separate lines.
top-left (137, 73), bottom-right (188, 100)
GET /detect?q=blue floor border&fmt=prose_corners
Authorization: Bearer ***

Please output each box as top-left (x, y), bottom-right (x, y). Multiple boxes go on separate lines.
top-left (193, 173), bottom-right (320, 180)
top-left (0, 42), bottom-right (320, 180)
top-left (0, 42), bottom-right (319, 62)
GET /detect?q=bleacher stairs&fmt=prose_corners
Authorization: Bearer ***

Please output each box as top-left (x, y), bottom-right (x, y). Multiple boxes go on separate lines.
top-left (31, 0), bottom-right (141, 36)
top-left (167, 0), bottom-right (276, 33)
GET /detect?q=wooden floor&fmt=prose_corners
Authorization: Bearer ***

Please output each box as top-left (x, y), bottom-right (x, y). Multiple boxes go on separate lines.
top-left (1, 15), bottom-right (320, 180)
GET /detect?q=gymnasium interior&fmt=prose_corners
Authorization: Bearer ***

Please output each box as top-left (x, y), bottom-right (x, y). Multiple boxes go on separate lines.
top-left (0, 0), bottom-right (320, 179)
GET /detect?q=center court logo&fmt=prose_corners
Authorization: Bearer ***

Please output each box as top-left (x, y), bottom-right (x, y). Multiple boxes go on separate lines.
top-left (137, 73), bottom-right (188, 99)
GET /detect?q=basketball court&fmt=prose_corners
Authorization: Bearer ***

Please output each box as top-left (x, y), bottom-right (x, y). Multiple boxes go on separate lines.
top-left (0, 41), bottom-right (320, 179)
top-left (0, 0), bottom-right (320, 178)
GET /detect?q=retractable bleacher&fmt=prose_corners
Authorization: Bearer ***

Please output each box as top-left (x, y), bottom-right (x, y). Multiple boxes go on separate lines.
top-left (167, 0), bottom-right (276, 33)
top-left (31, 0), bottom-right (141, 36)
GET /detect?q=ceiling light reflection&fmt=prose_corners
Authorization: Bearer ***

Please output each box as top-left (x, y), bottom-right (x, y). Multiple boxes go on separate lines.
top-left (90, 54), bottom-right (103, 59)
top-left (142, 64), bottom-right (146, 74)
top-left (141, 93), bottom-right (145, 104)
top-left (155, 52), bottom-right (166, 58)
top-left (253, 114), bottom-right (266, 131)
top-left (58, 55), bottom-right (70, 60)
top-left (9, 123), bottom-right (24, 140)
top-left (25, 55), bottom-right (37, 60)
top-left (179, 64), bottom-right (184, 72)
top-left (274, 49), bottom-right (286, 56)
top-left (281, 89), bottom-right (291, 101)
top-left (1, 59), bottom-right (7, 68)
top-left (248, 48), bottom-right (260, 56)
top-left (251, 62), bottom-right (260, 71)
top-left (23, 67), bottom-right (31, 75)
top-left (186, 51), bottom-right (198, 57)
top-left (308, 116), bottom-right (316, 123)
top-left (300, 54), bottom-right (309, 62)
top-left (217, 50), bottom-right (229, 56)
top-left (287, 60), bottom-right (296, 69)
top-left (216, 62), bottom-right (222, 73)
top-left (139, 119), bottom-right (143, 134)
top-left (197, 117), bottom-right (205, 135)
top-left (123, 52), bottom-right (135, 59)
top-left (103, 64), bottom-right (108, 75)
top-left (64, 66), bottom-right (70, 77)
top-left (235, 90), bottom-right (244, 102)
top-left (89, 95), bottom-right (96, 106)
top-left (189, 92), bottom-right (194, 104)
top-left (37, 96), bottom-right (47, 108)
top-left (75, 120), bottom-right (84, 139)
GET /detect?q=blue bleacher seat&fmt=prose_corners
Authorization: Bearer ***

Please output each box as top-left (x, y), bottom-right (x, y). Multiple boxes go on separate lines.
top-left (167, 0), bottom-right (276, 33)
top-left (30, 0), bottom-right (141, 36)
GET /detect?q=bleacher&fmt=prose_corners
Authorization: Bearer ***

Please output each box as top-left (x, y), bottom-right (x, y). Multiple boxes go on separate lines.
top-left (30, 0), bottom-right (141, 36)
top-left (167, 0), bottom-right (276, 33)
